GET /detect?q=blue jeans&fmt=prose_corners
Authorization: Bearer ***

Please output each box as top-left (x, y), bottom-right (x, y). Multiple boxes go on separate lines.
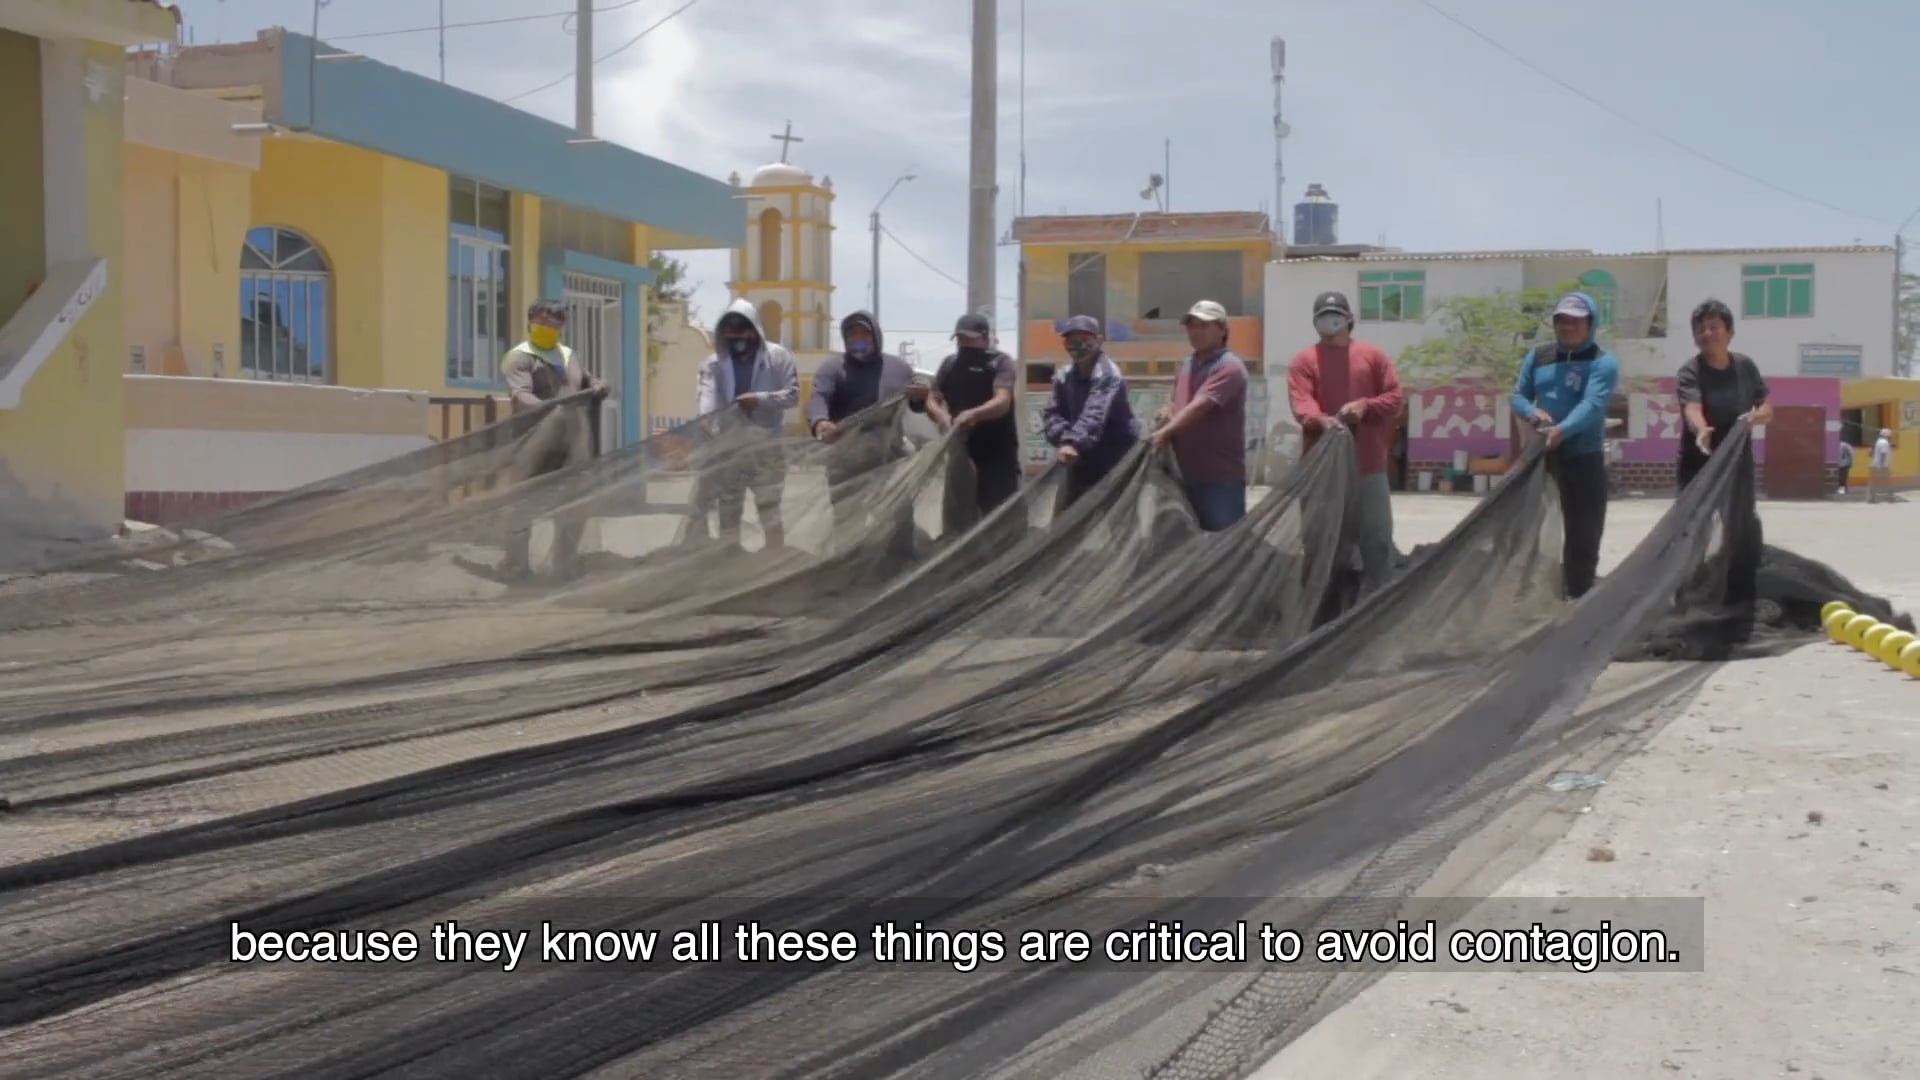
top-left (1183, 480), bottom-right (1247, 532)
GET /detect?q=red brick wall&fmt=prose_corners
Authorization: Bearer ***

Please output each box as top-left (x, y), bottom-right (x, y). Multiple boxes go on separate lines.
top-left (126, 491), bottom-right (276, 526)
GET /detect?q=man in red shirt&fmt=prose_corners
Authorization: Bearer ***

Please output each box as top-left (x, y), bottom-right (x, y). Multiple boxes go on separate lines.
top-left (1287, 290), bottom-right (1405, 595)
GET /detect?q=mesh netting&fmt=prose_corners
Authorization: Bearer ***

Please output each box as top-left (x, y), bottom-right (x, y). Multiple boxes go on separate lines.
top-left (0, 393), bottom-right (1906, 1079)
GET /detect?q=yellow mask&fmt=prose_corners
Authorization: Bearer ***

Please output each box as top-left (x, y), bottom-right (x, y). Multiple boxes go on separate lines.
top-left (528, 325), bottom-right (561, 351)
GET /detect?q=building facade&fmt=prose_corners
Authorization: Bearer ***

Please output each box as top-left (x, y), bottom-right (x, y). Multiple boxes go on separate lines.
top-left (109, 29), bottom-right (741, 523)
top-left (0, 0), bottom-right (180, 568)
top-left (1265, 245), bottom-right (1901, 493)
top-left (1013, 211), bottom-right (1276, 476)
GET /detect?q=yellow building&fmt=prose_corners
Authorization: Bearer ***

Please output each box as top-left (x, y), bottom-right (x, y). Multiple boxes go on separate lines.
top-left (644, 297), bottom-right (714, 434)
top-left (106, 28), bottom-right (741, 523)
top-left (727, 161), bottom-right (835, 435)
top-left (0, 0), bottom-right (180, 568)
top-left (1011, 211), bottom-right (1276, 473)
top-left (1840, 377), bottom-right (1920, 488)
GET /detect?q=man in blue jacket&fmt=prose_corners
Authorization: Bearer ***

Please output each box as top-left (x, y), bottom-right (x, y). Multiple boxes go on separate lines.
top-left (1511, 290), bottom-right (1620, 599)
top-left (1041, 315), bottom-right (1138, 510)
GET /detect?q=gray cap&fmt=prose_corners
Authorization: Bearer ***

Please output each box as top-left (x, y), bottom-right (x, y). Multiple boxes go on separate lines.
top-left (952, 312), bottom-right (992, 338)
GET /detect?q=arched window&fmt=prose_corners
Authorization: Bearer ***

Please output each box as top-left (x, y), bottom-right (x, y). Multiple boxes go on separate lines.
top-left (758, 300), bottom-right (785, 345)
top-left (240, 226), bottom-right (330, 382)
top-left (1577, 269), bottom-right (1617, 330)
top-left (757, 208), bottom-right (784, 281)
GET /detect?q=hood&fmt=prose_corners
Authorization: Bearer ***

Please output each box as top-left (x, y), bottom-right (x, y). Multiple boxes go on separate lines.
top-left (714, 297), bottom-right (766, 343)
top-left (1552, 291), bottom-right (1601, 352)
top-left (840, 310), bottom-right (884, 359)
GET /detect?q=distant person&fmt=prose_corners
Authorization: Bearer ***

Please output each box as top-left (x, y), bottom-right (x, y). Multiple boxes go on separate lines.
top-left (1151, 300), bottom-right (1249, 531)
top-left (1041, 315), bottom-right (1138, 511)
top-left (694, 299), bottom-right (800, 550)
top-left (1836, 440), bottom-right (1853, 497)
top-left (1870, 428), bottom-right (1894, 503)
top-left (807, 310), bottom-right (919, 554)
top-left (1286, 290), bottom-right (1405, 595)
top-left (495, 299), bottom-right (606, 579)
top-left (920, 312), bottom-right (1022, 533)
top-left (1510, 290), bottom-right (1619, 600)
top-left (1676, 298), bottom-right (1771, 640)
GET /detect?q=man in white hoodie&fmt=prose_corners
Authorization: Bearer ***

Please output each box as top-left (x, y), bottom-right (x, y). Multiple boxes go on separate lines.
top-left (1869, 428), bottom-right (1894, 504)
top-left (692, 300), bottom-right (801, 549)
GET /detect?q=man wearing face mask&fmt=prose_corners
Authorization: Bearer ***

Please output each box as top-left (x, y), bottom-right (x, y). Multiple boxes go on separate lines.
top-left (1287, 290), bottom-right (1405, 595)
top-left (807, 310), bottom-right (920, 553)
top-left (494, 299), bottom-right (607, 579)
top-left (923, 312), bottom-right (1022, 532)
top-left (1042, 315), bottom-right (1137, 511)
top-left (694, 299), bottom-right (801, 550)
top-left (1511, 290), bottom-right (1620, 600)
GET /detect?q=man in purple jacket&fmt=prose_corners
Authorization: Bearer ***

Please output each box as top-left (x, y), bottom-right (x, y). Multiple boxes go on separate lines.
top-left (1042, 315), bottom-right (1138, 510)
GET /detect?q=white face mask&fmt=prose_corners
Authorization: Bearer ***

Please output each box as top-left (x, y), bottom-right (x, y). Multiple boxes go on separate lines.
top-left (1314, 313), bottom-right (1348, 338)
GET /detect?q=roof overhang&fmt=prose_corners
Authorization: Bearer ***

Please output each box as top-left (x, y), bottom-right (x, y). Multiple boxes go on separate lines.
top-left (123, 76), bottom-right (260, 169)
top-left (1, 0), bottom-right (179, 47)
top-left (159, 30), bottom-right (742, 251)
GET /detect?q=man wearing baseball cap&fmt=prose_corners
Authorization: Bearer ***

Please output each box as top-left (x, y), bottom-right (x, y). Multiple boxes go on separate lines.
top-left (1511, 289), bottom-right (1620, 599)
top-left (1151, 299), bottom-right (1250, 530)
top-left (1287, 290), bottom-right (1405, 596)
top-left (923, 311), bottom-right (1022, 532)
top-left (1041, 315), bottom-right (1138, 511)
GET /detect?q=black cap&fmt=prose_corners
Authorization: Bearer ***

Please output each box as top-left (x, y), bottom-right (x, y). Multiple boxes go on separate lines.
top-left (951, 312), bottom-right (992, 338)
top-left (1312, 291), bottom-right (1353, 318)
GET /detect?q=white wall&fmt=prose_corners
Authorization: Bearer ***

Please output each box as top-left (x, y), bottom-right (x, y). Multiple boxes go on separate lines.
top-left (1665, 251), bottom-right (1894, 379)
top-left (1264, 258), bottom-right (1526, 366)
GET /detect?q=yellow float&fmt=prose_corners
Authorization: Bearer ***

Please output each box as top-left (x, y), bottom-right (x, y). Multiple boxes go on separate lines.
top-left (1826, 610), bottom-right (1856, 643)
top-left (1878, 630), bottom-right (1916, 667)
top-left (1864, 623), bottom-right (1895, 654)
top-left (1902, 640), bottom-right (1920, 678)
top-left (1843, 613), bottom-right (1879, 647)
top-left (1821, 600), bottom-right (1853, 624)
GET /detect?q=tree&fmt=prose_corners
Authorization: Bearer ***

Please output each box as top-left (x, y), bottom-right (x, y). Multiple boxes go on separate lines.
top-left (644, 253), bottom-right (694, 374)
top-left (1396, 278), bottom-right (1586, 390)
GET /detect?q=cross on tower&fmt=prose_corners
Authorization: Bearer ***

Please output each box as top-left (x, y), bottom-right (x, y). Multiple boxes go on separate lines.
top-left (770, 121), bottom-right (803, 163)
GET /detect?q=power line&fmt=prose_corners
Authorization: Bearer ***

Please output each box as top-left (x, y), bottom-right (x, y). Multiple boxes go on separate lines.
top-left (881, 226), bottom-right (1019, 305)
top-left (501, 0), bottom-right (709, 104)
top-left (328, 0), bottom-right (646, 42)
top-left (1415, 0), bottom-right (1901, 228)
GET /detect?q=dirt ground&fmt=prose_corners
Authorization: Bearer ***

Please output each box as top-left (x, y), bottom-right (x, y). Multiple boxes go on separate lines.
top-left (1256, 493), bottom-right (1920, 1080)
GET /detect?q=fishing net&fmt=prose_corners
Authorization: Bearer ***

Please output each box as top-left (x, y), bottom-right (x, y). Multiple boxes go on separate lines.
top-left (0, 394), bottom-right (1904, 1080)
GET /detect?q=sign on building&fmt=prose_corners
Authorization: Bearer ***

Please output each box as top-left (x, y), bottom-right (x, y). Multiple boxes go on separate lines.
top-left (1902, 399), bottom-right (1920, 430)
top-left (1798, 344), bottom-right (1862, 377)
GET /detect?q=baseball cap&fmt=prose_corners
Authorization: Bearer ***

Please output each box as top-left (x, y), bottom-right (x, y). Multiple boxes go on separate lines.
top-left (951, 312), bottom-right (992, 338)
top-left (1552, 293), bottom-right (1594, 320)
top-left (1060, 315), bottom-right (1101, 336)
top-left (1181, 300), bottom-right (1229, 325)
top-left (1312, 291), bottom-right (1353, 318)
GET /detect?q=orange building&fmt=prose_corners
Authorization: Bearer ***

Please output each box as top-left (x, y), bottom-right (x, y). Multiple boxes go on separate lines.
top-left (1010, 211), bottom-right (1275, 474)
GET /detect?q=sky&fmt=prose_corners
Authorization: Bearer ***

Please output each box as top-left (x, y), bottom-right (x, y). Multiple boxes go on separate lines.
top-left (172, 0), bottom-right (1920, 362)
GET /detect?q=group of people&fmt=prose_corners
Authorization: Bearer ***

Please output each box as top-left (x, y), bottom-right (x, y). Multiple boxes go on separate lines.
top-left (493, 285), bottom-right (1788, 632)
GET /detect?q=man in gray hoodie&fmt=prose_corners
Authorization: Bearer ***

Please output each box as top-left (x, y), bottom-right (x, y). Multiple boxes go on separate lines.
top-left (807, 310), bottom-right (920, 555)
top-left (694, 299), bottom-right (801, 549)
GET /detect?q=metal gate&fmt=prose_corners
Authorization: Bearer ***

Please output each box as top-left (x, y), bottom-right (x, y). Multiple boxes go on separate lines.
top-left (562, 271), bottom-right (624, 453)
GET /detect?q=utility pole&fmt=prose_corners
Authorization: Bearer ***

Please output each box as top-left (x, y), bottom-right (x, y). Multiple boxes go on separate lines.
top-left (1896, 207), bottom-right (1918, 379)
top-left (437, 0), bottom-right (445, 81)
top-left (869, 172), bottom-right (915, 324)
top-left (574, 0), bottom-right (593, 137)
top-left (966, 0), bottom-right (997, 323)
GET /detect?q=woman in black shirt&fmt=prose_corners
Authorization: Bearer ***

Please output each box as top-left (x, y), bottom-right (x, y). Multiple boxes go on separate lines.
top-left (1675, 298), bottom-right (1772, 639)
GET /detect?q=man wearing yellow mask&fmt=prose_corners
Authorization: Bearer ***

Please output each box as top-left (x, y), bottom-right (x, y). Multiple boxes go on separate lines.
top-left (502, 299), bottom-right (607, 415)
top-left (494, 299), bottom-right (607, 580)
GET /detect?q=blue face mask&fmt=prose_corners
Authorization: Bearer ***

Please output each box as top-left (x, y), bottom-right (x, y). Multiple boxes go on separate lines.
top-left (725, 337), bottom-right (753, 358)
top-left (847, 341), bottom-right (873, 357)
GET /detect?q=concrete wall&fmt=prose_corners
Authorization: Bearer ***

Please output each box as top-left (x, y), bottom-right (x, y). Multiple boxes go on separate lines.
top-left (123, 374), bottom-right (431, 522)
top-left (645, 298), bottom-right (710, 432)
top-left (0, 37), bottom-right (131, 563)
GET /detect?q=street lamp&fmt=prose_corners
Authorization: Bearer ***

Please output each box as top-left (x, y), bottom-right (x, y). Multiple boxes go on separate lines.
top-left (870, 170), bottom-right (916, 323)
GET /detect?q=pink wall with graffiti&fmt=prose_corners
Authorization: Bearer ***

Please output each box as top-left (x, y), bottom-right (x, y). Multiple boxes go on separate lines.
top-left (1407, 376), bottom-right (1841, 463)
